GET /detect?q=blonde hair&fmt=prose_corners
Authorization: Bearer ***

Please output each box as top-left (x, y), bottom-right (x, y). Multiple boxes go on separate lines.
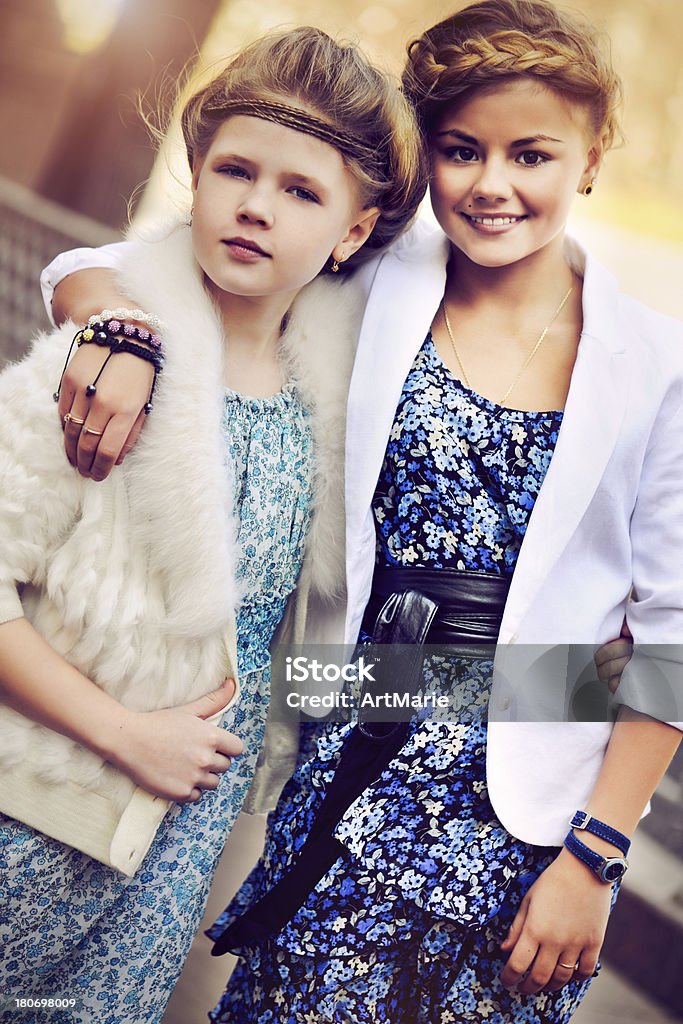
top-left (180, 27), bottom-right (428, 269)
top-left (403, 0), bottom-right (623, 149)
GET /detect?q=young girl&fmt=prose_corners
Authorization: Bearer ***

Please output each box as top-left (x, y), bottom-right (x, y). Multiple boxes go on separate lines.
top-left (0, 28), bottom-right (425, 1024)
top-left (40, 2), bottom-right (682, 1022)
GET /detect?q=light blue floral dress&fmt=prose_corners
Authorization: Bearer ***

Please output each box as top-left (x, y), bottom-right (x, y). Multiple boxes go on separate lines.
top-left (0, 384), bottom-right (312, 1024)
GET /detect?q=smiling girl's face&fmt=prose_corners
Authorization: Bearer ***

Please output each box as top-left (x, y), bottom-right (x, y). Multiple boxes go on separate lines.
top-left (191, 113), bottom-right (378, 307)
top-left (429, 78), bottom-right (602, 271)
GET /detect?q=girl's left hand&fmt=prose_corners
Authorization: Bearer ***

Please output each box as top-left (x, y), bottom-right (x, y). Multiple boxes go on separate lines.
top-left (499, 848), bottom-right (613, 994)
top-left (594, 620), bottom-right (633, 694)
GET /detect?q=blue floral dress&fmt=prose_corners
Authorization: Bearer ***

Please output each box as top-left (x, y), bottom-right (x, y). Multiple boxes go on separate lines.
top-left (210, 335), bottom-right (613, 1024)
top-left (0, 384), bottom-right (312, 1024)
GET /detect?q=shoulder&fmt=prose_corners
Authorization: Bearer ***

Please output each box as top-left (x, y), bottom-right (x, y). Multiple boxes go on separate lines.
top-left (619, 292), bottom-right (683, 357)
top-left (116, 221), bottom-right (209, 330)
top-left (575, 237), bottom-right (683, 383)
top-left (387, 216), bottom-right (448, 264)
top-left (353, 216), bottom-right (449, 286)
top-left (616, 292), bottom-right (683, 408)
top-left (281, 274), bottom-right (361, 401)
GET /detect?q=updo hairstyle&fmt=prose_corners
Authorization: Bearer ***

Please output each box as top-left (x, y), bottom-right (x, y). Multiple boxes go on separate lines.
top-left (403, 0), bottom-right (622, 149)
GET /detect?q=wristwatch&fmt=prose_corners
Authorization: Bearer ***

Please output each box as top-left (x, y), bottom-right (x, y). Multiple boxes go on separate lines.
top-left (563, 811), bottom-right (630, 884)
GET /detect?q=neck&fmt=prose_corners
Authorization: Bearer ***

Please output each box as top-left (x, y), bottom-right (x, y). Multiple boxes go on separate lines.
top-left (209, 282), bottom-right (297, 359)
top-left (446, 234), bottom-right (575, 314)
top-left (206, 282), bottom-right (300, 397)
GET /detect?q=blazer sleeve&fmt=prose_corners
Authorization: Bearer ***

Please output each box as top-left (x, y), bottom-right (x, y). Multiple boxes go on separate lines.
top-left (0, 332), bottom-right (84, 623)
top-left (40, 242), bottom-right (130, 324)
top-left (618, 375), bottom-right (683, 729)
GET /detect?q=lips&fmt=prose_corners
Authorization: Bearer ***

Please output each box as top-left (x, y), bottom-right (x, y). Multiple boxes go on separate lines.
top-left (224, 237), bottom-right (270, 257)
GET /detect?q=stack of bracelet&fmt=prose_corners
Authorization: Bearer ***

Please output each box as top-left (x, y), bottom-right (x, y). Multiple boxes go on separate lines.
top-left (53, 308), bottom-right (165, 414)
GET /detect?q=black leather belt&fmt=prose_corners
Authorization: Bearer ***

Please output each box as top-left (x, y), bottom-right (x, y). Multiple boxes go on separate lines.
top-left (362, 566), bottom-right (510, 653)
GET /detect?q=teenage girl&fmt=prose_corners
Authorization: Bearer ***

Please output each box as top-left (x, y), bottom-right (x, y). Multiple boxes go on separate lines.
top-left (40, 3), bottom-right (682, 1023)
top-left (0, 28), bottom-right (424, 1024)
top-left (202, 2), bottom-right (682, 1022)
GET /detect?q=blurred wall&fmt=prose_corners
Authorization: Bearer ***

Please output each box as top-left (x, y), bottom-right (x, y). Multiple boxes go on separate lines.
top-left (0, 0), bottom-right (219, 229)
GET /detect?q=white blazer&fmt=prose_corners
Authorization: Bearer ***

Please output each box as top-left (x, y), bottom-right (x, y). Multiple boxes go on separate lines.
top-left (345, 221), bottom-right (683, 845)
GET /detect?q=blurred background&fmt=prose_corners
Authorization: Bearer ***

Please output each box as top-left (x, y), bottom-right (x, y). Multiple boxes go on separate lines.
top-left (1, 1), bottom-right (682, 1021)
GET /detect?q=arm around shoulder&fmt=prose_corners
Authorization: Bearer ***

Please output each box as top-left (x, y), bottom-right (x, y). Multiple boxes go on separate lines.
top-left (41, 242), bottom-right (130, 325)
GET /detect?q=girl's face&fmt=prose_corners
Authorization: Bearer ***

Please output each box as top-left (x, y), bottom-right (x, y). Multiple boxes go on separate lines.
top-left (191, 113), bottom-right (378, 304)
top-left (429, 78), bottom-right (602, 269)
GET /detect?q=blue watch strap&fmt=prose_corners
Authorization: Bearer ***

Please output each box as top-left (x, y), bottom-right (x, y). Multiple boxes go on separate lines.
top-left (570, 810), bottom-right (631, 856)
top-left (564, 831), bottom-right (628, 884)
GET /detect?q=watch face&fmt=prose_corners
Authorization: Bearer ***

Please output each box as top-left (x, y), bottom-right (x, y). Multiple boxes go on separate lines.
top-left (601, 858), bottom-right (627, 883)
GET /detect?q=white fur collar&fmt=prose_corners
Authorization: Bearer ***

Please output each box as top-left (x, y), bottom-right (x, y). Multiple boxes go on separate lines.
top-left (117, 224), bottom-right (357, 625)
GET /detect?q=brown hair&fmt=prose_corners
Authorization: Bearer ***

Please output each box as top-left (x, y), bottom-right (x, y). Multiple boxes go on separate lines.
top-left (180, 27), bottom-right (428, 269)
top-left (403, 0), bottom-right (623, 149)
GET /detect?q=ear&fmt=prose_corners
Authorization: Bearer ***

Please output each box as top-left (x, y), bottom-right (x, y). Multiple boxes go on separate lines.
top-left (191, 154), bottom-right (206, 194)
top-left (333, 206), bottom-right (381, 262)
top-left (578, 137), bottom-right (605, 195)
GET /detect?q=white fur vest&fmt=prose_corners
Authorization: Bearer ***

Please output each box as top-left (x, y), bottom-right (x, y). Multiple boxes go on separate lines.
top-left (0, 223), bottom-right (358, 813)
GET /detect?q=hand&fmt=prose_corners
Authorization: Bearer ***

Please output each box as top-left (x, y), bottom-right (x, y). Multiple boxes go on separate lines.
top-left (499, 848), bottom-right (613, 994)
top-left (108, 678), bottom-right (243, 803)
top-left (58, 342), bottom-right (153, 481)
top-left (594, 620), bottom-right (633, 694)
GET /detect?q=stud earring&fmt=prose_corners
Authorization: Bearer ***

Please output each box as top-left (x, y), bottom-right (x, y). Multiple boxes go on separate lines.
top-left (582, 179), bottom-right (596, 197)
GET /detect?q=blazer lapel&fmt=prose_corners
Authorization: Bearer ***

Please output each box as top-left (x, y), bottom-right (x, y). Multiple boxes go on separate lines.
top-left (501, 245), bottom-right (631, 636)
top-left (345, 227), bottom-right (450, 559)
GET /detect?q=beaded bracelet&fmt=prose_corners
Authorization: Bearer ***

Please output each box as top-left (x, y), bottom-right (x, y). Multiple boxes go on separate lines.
top-left (82, 318), bottom-right (164, 354)
top-left (87, 307), bottom-right (163, 333)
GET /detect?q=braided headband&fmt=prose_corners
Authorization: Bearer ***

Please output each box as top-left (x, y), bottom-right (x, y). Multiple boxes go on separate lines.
top-left (205, 98), bottom-right (381, 169)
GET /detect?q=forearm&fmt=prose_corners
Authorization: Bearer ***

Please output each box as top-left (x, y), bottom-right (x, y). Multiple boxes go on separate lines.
top-left (0, 618), bottom-right (243, 803)
top-left (579, 706), bottom-right (681, 853)
top-left (544, 708), bottom-right (681, 895)
top-left (0, 616), bottom-right (127, 760)
top-left (51, 269), bottom-right (133, 327)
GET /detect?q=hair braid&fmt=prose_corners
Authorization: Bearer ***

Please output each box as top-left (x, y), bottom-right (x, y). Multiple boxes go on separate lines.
top-left (403, 0), bottom-right (622, 150)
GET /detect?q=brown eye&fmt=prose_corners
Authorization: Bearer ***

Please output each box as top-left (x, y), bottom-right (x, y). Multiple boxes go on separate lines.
top-left (449, 146), bottom-right (478, 163)
top-left (517, 151), bottom-right (549, 166)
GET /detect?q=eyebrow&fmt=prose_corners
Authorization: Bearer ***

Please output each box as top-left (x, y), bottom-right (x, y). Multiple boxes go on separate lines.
top-left (435, 129), bottom-right (564, 145)
top-left (287, 171), bottom-right (328, 194)
top-left (211, 153), bottom-right (329, 194)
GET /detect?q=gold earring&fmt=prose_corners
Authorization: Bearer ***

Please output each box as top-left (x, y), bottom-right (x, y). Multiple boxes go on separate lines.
top-left (331, 253), bottom-right (343, 273)
top-left (582, 180), bottom-right (595, 197)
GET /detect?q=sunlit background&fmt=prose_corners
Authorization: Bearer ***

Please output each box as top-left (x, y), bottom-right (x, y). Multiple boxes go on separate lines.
top-left (1, 0), bottom-right (682, 361)
top-left (0, 2), bottom-right (682, 1022)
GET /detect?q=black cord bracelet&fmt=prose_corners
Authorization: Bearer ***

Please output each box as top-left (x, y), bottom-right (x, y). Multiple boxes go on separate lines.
top-left (54, 324), bottom-right (164, 412)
